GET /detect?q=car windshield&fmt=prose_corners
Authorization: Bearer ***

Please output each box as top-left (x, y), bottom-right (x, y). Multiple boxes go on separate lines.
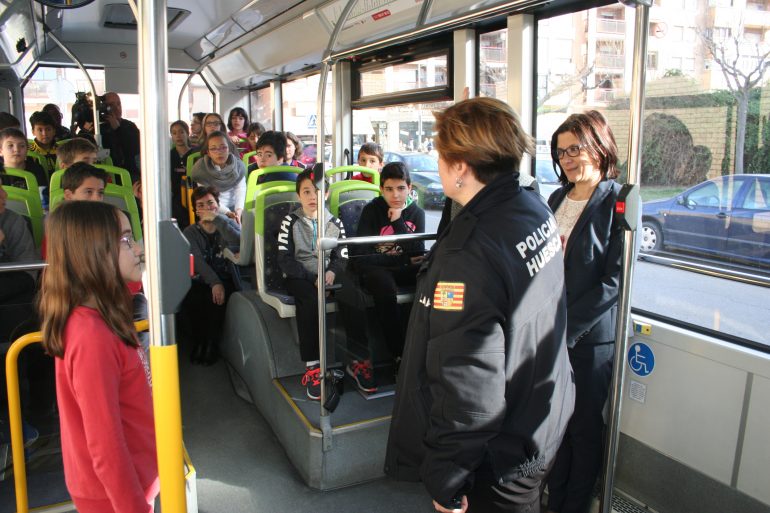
top-left (403, 154), bottom-right (438, 172)
top-left (535, 159), bottom-right (559, 183)
top-left (412, 171), bottom-right (441, 184)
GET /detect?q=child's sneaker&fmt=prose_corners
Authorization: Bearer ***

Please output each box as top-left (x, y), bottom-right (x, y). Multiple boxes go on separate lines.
top-left (346, 360), bottom-right (377, 393)
top-left (301, 365), bottom-right (321, 400)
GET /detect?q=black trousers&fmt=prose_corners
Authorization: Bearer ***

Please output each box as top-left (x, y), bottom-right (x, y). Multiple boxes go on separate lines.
top-left (0, 272), bottom-right (36, 345)
top-left (180, 280), bottom-right (234, 349)
top-left (358, 265), bottom-right (417, 359)
top-left (546, 342), bottom-right (614, 513)
top-left (466, 458), bottom-right (547, 513)
top-left (285, 277), bottom-right (325, 362)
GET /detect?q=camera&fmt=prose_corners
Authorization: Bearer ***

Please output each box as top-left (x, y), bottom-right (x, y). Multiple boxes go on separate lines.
top-left (70, 92), bottom-right (112, 132)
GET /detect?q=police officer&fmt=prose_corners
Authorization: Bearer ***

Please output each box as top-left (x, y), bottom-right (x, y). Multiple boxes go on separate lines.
top-left (385, 97), bottom-right (575, 513)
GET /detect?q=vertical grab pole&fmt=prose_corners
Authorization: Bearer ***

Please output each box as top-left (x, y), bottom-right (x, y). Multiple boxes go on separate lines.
top-left (138, 0), bottom-right (187, 511)
top-left (599, 2), bottom-right (649, 513)
top-left (315, 0), bottom-right (360, 434)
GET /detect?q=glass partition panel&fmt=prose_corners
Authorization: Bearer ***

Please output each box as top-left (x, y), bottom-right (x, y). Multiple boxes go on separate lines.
top-left (479, 28), bottom-right (508, 100)
top-left (359, 55), bottom-right (448, 98)
top-left (282, 74), bottom-right (333, 166)
top-left (537, 4), bottom-right (770, 344)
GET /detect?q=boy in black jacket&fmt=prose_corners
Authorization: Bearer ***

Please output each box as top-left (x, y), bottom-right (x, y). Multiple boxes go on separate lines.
top-left (347, 162), bottom-right (425, 391)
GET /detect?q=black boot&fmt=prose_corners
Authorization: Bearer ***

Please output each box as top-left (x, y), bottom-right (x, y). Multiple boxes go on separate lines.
top-left (202, 339), bottom-right (219, 365)
top-left (190, 341), bottom-right (205, 364)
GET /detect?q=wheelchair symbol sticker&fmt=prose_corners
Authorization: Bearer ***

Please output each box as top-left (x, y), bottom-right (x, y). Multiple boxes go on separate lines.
top-left (628, 343), bottom-right (655, 377)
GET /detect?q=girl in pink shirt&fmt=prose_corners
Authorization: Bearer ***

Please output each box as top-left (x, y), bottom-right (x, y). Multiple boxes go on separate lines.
top-left (39, 201), bottom-right (158, 513)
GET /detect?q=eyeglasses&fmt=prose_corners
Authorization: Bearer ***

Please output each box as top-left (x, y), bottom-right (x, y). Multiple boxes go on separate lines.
top-left (209, 145), bottom-right (229, 152)
top-left (204, 121), bottom-right (221, 127)
top-left (555, 144), bottom-right (583, 159)
top-left (119, 235), bottom-right (137, 249)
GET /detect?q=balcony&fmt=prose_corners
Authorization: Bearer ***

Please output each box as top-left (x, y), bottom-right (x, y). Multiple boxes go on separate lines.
top-left (595, 53), bottom-right (625, 69)
top-left (597, 18), bottom-right (625, 34)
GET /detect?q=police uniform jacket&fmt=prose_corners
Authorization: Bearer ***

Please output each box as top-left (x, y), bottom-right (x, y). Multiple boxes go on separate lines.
top-left (548, 179), bottom-right (623, 347)
top-left (384, 172), bottom-right (576, 508)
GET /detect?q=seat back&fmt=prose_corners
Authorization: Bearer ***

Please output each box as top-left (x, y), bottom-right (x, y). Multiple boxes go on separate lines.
top-left (244, 165), bottom-right (303, 212)
top-left (186, 151), bottom-right (202, 176)
top-left (94, 164), bottom-right (133, 188)
top-left (26, 150), bottom-right (52, 181)
top-left (1, 168), bottom-right (44, 248)
top-left (325, 166), bottom-right (381, 237)
top-left (253, 184), bottom-right (300, 317)
top-left (326, 165), bottom-right (380, 186)
top-left (242, 150), bottom-right (256, 168)
top-left (331, 182), bottom-right (380, 237)
top-left (49, 169), bottom-right (143, 240)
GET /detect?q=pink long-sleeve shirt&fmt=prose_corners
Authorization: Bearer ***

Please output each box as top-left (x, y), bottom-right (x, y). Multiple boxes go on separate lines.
top-left (56, 306), bottom-right (159, 513)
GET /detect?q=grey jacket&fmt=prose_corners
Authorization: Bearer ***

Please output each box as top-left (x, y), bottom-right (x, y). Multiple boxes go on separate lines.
top-left (183, 214), bottom-right (241, 287)
top-left (277, 207), bottom-right (347, 280)
top-left (0, 209), bottom-right (38, 279)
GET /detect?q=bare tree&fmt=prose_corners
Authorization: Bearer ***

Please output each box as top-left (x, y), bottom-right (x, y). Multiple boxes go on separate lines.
top-left (701, 25), bottom-right (770, 174)
top-left (537, 66), bottom-right (596, 109)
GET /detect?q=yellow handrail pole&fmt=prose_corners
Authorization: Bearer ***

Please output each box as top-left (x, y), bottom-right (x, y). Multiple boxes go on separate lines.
top-left (5, 321), bottom-right (150, 513)
top-left (150, 344), bottom-right (185, 512)
top-left (5, 332), bottom-right (41, 513)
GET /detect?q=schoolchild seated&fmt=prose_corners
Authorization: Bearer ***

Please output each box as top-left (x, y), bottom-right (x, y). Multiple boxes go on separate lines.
top-left (276, 169), bottom-right (347, 400)
top-left (56, 137), bottom-right (98, 170)
top-left (28, 111), bottom-right (58, 172)
top-left (244, 122), bottom-right (265, 167)
top-left (353, 142), bottom-right (383, 183)
top-left (40, 163), bottom-right (108, 260)
top-left (181, 186), bottom-right (242, 365)
top-left (250, 130), bottom-right (300, 183)
top-left (0, 128), bottom-right (49, 210)
top-left (347, 162), bottom-right (425, 385)
top-left (191, 131), bottom-right (247, 224)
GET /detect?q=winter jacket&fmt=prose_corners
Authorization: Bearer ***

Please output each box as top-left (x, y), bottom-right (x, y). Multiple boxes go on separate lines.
top-left (277, 206), bottom-right (347, 281)
top-left (384, 172), bottom-right (575, 508)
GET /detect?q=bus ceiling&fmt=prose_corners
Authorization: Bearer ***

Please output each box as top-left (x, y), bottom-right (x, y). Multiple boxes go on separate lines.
top-left (0, 0), bottom-right (590, 90)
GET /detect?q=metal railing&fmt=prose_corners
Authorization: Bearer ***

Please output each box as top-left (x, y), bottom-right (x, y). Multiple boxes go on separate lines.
top-left (4, 320), bottom-right (148, 513)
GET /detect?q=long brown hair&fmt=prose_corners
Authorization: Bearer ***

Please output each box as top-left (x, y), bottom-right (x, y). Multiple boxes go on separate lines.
top-left (39, 201), bottom-right (138, 357)
top-left (550, 110), bottom-right (619, 186)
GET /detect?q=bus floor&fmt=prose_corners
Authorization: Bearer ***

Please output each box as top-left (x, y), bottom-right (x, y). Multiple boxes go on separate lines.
top-left (178, 343), bottom-right (434, 513)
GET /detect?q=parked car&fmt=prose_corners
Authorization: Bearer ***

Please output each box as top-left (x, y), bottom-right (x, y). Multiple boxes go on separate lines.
top-left (383, 151), bottom-right (439, 173)
top-left (300, 143), bottom-right (332, 166)
top-left (641, 174), bottom-right (770, 268)
top-left (410, 171), bottom-right (445, 209)
top-left (535, 158), bottom-right (561, 200)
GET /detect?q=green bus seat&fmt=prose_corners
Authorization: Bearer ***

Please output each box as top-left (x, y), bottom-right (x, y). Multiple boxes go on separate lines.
top-left (186, 151), bottom-right (202, 177)
top-left (1, 168), bottom-right (44, 248)
top-left (94, 163), bottom-right (133, 188)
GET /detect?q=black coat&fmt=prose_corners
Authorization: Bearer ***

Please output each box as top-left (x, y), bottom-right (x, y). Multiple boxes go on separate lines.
top-left (547, 179), bottom-right (623, 346)
top-left (384, 173), bottom-right (575, 508)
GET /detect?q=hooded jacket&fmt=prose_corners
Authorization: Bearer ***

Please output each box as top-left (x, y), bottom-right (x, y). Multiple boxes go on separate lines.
top-left (384, 172), bottom-right (575, 508)
top-left (277, 206), bottom-right (347, 281)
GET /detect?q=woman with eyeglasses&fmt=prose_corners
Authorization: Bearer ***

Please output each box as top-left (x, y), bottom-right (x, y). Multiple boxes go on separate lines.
top-left (190, 130), bottom-right (247, 223)
top-left (39, 201), bottom-right (158, 513)
top-left (181, 185), bottom-right (241, 364)
top-left (197, 113), bottom-right (227, 147)
top-left (545, 111), bottom-right (623, 513)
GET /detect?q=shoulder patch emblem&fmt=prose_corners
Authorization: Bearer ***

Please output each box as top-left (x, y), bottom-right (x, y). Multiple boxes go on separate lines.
top-left (433, 282), bottom-right (465, 311)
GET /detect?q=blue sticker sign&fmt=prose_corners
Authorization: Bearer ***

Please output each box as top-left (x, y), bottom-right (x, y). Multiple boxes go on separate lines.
top-left (628, 342), bottom-right (655, 377)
